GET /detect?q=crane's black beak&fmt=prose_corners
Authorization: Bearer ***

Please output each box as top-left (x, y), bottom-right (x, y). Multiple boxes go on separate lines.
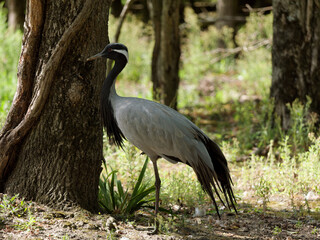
top-left (86, 52), bottom-right (104, 62)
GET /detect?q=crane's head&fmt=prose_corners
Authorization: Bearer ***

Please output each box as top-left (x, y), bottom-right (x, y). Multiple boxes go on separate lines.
top-left (87, 43), bottom-right (129, 63)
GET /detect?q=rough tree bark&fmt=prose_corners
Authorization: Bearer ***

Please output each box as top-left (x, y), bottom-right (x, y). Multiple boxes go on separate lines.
top-left (6, 0), bottom-right (26, 31)
top-left (151, 0), bottom-right (180, 109)
top-left (271, 0), bottom-right (320, 129)
top-left (0, 0), bottom-right (110, 211)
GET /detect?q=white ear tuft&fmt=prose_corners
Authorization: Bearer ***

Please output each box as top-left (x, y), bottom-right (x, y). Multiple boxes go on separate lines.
top-left (113, 49), bottom-right (129, 62)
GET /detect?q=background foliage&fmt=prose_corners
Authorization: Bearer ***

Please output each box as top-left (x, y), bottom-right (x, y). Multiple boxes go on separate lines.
top-left (0, 5), bottom-right (22, 127)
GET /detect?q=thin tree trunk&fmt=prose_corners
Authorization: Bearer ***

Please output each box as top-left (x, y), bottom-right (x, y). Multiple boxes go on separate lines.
top-left (6, 0), bottom-right (26, 31)
top-left (216, 0), bottom-right (240, 29)
top-left (216, 0), bottom-right (240, 48)
top-left (151, 0), bottom-right (162, 104)
top-left (0, 0), bottom-right (110, 211)
top-left (151, 0), bottom-right (180, 109)
top-left (271, 0), bottom-right (320, 129)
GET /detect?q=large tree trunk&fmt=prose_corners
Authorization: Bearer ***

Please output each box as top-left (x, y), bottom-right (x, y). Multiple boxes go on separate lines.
top-left (151, 0), bottom-right (180, 109)
top-left (6, 0), bottom-right (26, 31)
top-left (0, 0), bottom-right (110, 211)
top-left (271, 0), bottom-right (320, 129)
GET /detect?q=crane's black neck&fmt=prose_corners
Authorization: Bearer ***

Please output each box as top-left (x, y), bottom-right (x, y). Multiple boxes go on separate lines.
top-left (101, 58), bottom-right (127, 148)
top-left (105, 59), bottom-right (126, 93)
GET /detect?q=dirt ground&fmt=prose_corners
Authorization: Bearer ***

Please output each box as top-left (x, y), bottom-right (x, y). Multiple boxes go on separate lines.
top-left (1, 196), bottom-right (319, 240)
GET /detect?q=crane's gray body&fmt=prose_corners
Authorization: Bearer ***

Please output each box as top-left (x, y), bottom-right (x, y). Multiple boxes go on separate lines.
top-left (111, 84), bottom-right (214, 171)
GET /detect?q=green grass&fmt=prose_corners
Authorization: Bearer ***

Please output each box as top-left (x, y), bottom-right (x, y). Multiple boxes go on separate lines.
top-left (0, 194), bottom-right (29, 217)
top-left (237, 134), bottom-right (320, 212)
top-left (0, 194), bottom-right (37, 231)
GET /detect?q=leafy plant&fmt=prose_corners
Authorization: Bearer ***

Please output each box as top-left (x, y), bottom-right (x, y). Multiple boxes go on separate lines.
top-left (0, 194), bottom-right (29, 217)
top-left (254, 177), bottom-right (271, 212)
top-left (0, 194), bottom-right (37, 231)
top-left (99, 157), bottom-right (155, 214)
top-left (62, 234), bottom-right (71, 240)
top-left (157, 214), bottom-right (178, 233)
top-left (106, 230), bottom-right (117, 240)
top-left (312, 227), bottom-right (318, 235)
top-left (272, 225), bottom-right (282, 235)
top-left (286, 97), bottom-right (318, 152)
top-left (14, 210), bottom-right (36, 231)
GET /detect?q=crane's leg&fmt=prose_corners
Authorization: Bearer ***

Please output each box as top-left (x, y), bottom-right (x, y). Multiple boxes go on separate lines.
top-left (149, 159), bottom-right (161, 234)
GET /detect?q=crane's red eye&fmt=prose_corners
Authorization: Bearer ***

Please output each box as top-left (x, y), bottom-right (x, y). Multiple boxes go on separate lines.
top-left (108, 48), bottom-right (112, 52)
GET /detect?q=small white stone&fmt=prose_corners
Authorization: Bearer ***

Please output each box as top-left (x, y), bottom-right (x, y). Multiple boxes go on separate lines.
top-left (120, 237), bottom-right (130, 240)
top-left (172, 204), bottom-right (180, 211)
top-left (305, 191), bottom-right (320, 201)
top-left (214, 220), bottom-right (227, 228)
top-left (193, 207), bottom-right (206, 217)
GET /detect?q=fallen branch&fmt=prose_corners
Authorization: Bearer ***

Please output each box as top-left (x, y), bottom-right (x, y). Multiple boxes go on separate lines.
top-left (243, 4), bottom-right (273, 13)
top-left (208, 38), bottom-right (272, 64)
top-left (199, 15), bottom-right (247, 26)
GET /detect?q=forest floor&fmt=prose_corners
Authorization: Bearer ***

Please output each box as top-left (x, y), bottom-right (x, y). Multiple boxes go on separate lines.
top-left (1, 195), bottom-right (320, 240)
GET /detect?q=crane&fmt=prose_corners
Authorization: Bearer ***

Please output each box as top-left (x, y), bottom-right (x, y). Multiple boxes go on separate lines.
top-left (87, 43), bottom-right (237, 232)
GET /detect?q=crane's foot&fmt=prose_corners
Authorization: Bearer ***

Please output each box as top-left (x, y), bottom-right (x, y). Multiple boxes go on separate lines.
top-left (147, 221), bottom-right (159, 235)
top-left (147, 226), bottom-right (158, 235)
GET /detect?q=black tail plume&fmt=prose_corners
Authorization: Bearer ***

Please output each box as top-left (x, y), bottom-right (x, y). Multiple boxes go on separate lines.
top-left (192, 138), bottom-right (237, 218)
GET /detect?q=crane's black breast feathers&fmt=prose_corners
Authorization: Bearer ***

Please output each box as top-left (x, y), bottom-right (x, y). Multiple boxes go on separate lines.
top-left (101, 99), bottom-right (126, 148)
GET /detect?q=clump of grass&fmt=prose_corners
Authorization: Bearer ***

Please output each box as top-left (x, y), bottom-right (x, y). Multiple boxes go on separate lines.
top-left (229, 94), bottom-right (319, 155)
top-left (272, 225), bottom-right (282, 235)
top-left (14, 211), bottom-right (37, 231)
top-left (157, 214), bottom-right (179, 233)
top-left (160, 164), bottom-right (207, 207)
top-left (99, 157), bottom-right (155, 214)
top-left (0, 194), bottom-right (37, 231)
top-left (254, 177), bottom-right (272, 212)
top-left (286, 97), bottom-right (318, 152)
top-left (104, 144), bottom-right (153, 190)
top-left (0, 194), bottom-right (29, 217)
